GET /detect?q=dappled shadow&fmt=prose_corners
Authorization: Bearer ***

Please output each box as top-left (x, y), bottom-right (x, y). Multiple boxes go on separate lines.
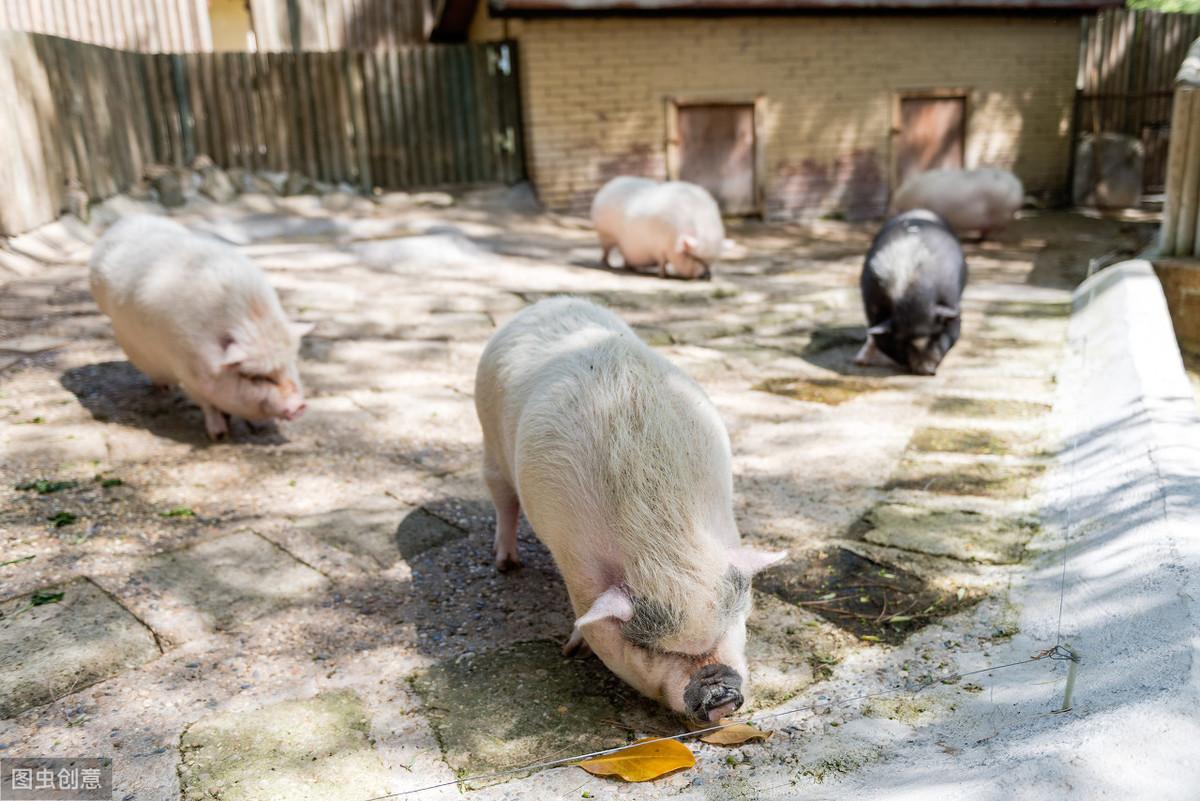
top-left (60, 361), bottom-right (286, 446)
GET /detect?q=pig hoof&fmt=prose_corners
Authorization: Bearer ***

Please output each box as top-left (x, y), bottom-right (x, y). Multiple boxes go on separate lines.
top-left (563, 628), bottom-right (592, 657)
top-left (494, 554), bottom-right (522, 573)
top-left (684, 663), bottom-right (745, 722)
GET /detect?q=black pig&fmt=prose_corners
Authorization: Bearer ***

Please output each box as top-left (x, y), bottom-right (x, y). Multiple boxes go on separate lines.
top-left (856, 209), bottom-right (967, 376)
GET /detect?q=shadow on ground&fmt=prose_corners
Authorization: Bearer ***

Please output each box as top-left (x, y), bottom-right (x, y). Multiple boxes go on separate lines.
top-left (60, 361), bottom-right (286, 446)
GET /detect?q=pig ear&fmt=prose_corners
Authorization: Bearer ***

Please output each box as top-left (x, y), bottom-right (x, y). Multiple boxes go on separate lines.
top-left (728, 547), bottom-right (788, 576)
top-left (867, 319), bottom-right (893, 336)
top-left (289, 321), bottom-right (315, 339)
top-left (219, 340), bottom-right (249, 369)
top-left (575, 586), bottom-right (634, 628)
top-left (934, 304), bottom-right (960, 321)
top-left (676, 234), bottom-right (700, 255)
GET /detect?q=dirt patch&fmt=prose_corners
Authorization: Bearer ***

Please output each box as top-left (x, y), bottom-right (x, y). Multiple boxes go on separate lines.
top-left (754, 376), bottom-right (882, 405)
top-left (756, 548), bottom-right (976, 644)
top-left (883, 459), bottom-right (1045, 497)
top-left (909, 427), bottom-right (1027, 456)
top-left (853, 501), bottom-right (1038, 564)
top-left (929, 396), bottom-right (1052, 419)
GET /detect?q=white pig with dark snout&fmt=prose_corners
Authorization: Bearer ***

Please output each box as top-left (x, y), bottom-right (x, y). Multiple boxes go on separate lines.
top-left (475, 298), bottom-right (784, 721)
top-left (89, 215), bottom-right (312, 440)
top-left (891, 167), bottom-right (1023, 238)
top-left (590, 177), bottom-right (725, 280)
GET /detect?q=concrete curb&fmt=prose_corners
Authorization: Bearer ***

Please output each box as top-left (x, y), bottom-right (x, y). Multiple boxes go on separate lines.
top-left (788, 260), bottom-right (1200, 800)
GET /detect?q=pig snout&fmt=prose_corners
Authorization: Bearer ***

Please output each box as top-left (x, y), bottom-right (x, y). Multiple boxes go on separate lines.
top-left (683, 663), bottom-right (744, 722)
top-left (280, 396), bottom-right (307, 421)
top-left (910, 357), bottom-right (939, 376)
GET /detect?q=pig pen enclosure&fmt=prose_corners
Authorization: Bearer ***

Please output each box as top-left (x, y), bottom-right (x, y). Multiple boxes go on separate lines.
top-left (3, 15), bottom-right (1200, 801)
top-left (1, 182), bottom-right (1176, 799)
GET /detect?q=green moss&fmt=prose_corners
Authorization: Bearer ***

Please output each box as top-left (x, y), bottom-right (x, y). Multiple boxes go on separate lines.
top-left (884, 459), bottom-right (1045, 498)
top-left (930, 396), bottom-right (1051, 419)
top-left (909, 427), bottom-right (1018, 455)
top-left (984, 300), bottom-right (1072, 319)
top-left (857, 502), bottom-right (1038, 564)
top-left (755, 376), bottom-right (880, 405)
top-left (411, 641), bottom-right (627, 784)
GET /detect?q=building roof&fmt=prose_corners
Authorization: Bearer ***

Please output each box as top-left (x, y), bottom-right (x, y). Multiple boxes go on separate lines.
top-left (488, 0), bottom-right (1119, 13)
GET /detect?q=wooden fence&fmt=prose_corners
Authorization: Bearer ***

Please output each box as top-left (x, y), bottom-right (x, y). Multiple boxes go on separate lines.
top-left (0, 0), bottom-right (212, 51)
top-left (1075, 8), bottom-right (1200, 194)
top-left (0, 0), bottom-right (429, 52)
top-left (1161, 37), bottom-right (1200, 258)
top-left (0, 31), bottom-right (526, 235)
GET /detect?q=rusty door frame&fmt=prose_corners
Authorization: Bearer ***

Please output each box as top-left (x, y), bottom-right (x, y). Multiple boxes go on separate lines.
top-left (889, 87), bottom-right (969, 193)
top-left (665, 93), bottom-right (766, 216)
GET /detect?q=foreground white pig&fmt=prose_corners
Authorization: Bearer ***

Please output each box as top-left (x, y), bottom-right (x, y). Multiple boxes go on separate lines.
top-left (891, 167), bottom-right (1023, 238)
top-left (89, 215), bottom-right (311, 440)
top-left (590, 177), bottom-right (724, 279)
top-left (475, 298), bottom-right (783, 721)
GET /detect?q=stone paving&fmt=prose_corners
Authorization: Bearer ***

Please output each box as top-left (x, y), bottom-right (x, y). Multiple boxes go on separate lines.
top-left (0, 188), bottom-right (1153, 800)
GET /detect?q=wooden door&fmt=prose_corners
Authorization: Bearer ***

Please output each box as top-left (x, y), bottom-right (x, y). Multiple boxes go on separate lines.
top-left (896, 95), bottom-right (965, 187)
top-left (676, 103), bottom-right (756, 215)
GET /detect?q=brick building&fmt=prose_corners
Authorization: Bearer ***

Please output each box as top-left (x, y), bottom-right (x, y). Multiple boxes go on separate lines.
top-left (436, 0), bottom-right (1119, 219)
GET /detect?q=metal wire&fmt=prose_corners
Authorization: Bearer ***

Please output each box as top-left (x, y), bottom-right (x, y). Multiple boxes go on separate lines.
top-left (358, 651), bottom-right (1060, 800)
top-left (359, 337), bottom-right (1090, 801)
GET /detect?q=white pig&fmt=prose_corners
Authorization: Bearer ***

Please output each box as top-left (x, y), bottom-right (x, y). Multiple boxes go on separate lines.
top-left (590, 177), bottom-right (724, 280)
top-left (89, 215), bottom-right (311, 440)
top-left (475, 297), bottom-right (783, 720)
top-left (891, 167), bottom-right (1024, 238)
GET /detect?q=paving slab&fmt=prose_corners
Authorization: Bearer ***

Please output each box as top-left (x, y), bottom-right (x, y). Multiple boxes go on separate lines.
top-left (123, 531), bottom-right (330, 641)
top-left (857, 501), bottom-right (1037, 564)
top-left (177, 690), bottom-right (391, 801)
top-left (908, 426), bottom-right (1034, 456)
top-left (883, 458), bottom-right (1046, 497)
top-left (412, 640), bottom-right (627, 783)
top-left (0, 578), bottom-right (159, 718)
top-left (929, 396), bottom-right (1052, 419)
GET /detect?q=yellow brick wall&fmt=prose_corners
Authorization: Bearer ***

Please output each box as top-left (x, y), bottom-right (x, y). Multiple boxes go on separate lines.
top-left (505, 15), bottom-right (1081, 217)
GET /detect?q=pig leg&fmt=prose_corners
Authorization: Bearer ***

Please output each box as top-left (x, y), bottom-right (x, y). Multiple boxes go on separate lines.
top-left (484, 458), bottom-right (522, 572)
top-left (657, 261), bottom-right (668, 279)
top-left (201, 403), bottom-right (230, 441)
top-left (854, 337), bottom-right (891, 367)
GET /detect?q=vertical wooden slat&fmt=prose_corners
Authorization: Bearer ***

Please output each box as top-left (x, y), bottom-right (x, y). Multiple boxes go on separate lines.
top-left (396, 47), bottom-right (415, 188)
top-left (361, 48), bottom-right (383, 187)
top-left (426, 46), bottom-right (448, 185)
top-left (308, 50), bottom-right (331, 180)
top-left (294, 51), bottom-right (318, 181)
top-left (409, 46), bottom-right (431, 186)
top-left (333, 50), bottom-right (355, 183)
top-left (244, 52), bottom-right (264, 171)
top-left (357, 48), bottom-right (381, 189)
top-left (471, 44), bottom-right (496, 183)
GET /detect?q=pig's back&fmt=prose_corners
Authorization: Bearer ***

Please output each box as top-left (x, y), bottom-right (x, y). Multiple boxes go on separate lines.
top-left (591, 177), bottom-right (656, 238)
top-left (626, 182), bottom-right (725, 261)
top-left (867, 212), bottom-right (966, 304)
top-left (476, 298), bottom-right (735, 564)
top-left (89, 216), bottom-right (280, 379)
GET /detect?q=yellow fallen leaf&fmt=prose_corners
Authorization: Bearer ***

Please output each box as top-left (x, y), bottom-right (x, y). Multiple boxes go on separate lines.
top-left (577, 738), bottom-right (695, 782)
top-left (699, 723), bottom-right (773, 745)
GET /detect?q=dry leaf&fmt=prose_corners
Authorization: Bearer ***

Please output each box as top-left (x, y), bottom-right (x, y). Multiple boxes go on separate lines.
top-left (577, 738), bottom-right (695, 782)
top-left (700, 724), bottom-right (772, 745)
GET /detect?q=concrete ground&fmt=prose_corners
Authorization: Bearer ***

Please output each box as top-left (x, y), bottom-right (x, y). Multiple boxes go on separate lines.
top-left (0, 189), bottom-right (1155, 801)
